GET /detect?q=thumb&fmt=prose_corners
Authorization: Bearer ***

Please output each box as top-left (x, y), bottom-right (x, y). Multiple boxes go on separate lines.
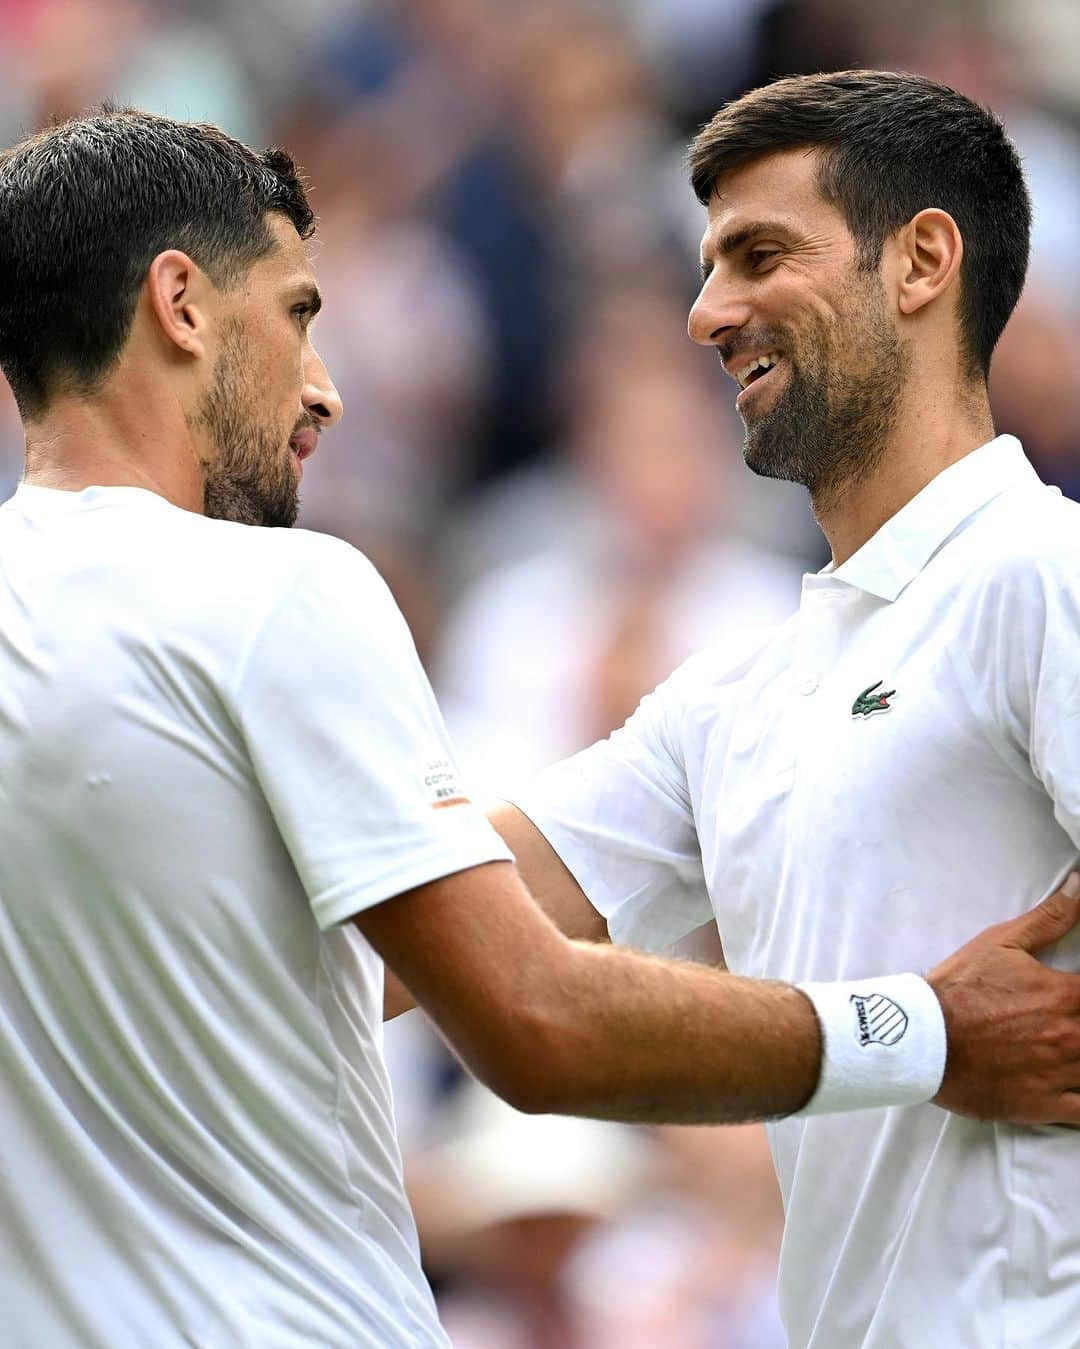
top-left (1002, 873), bottom-right (1080, 954)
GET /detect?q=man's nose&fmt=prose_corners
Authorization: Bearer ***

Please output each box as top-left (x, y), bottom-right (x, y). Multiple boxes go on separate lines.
top-left (301, 348), bottom-right (344, 429)
top-left (688, 273), bottom-right (753, 347)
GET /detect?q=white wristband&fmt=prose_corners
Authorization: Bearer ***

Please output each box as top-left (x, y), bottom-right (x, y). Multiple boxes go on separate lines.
top-left (794, 973), bottom-right (947, 1117)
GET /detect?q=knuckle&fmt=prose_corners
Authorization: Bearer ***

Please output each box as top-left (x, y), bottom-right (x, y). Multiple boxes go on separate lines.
top-left (980, 919), bottom-right (1012, 944)
top-left (1042, 1022), bottom-right (1072, 1054)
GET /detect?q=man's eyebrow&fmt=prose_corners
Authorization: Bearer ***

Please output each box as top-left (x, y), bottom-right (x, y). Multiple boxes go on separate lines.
top-left (289, 284), bottom-right (323, 316)
top-left (699, 220), bottom-right (795, 279)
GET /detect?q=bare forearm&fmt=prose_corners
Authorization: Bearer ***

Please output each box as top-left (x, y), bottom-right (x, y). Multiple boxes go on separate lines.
top-left (382, 803), bottom-right (607, 1021)
top-left (367, 860), bottom-right (1080, 1129)
top-left (487, 802), bottom-right (609, 941)
top-left (363, 862), bottom-right (818, 1124)
top-left (501, 937), bottom-right (821, 1123)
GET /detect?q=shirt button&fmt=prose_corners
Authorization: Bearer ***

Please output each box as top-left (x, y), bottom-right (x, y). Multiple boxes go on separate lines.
top-left (801, 676), bottom-right (819, 695)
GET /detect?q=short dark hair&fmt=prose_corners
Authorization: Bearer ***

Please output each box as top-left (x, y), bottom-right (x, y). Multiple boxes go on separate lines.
top-left (688, 70), bottom-right (1031, 379)
top-left (0, 106), bottom-right (315, 418)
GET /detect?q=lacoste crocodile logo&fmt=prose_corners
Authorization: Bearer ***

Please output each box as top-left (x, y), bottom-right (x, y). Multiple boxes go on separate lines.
top-left (851, 680), bottom-right (896, 718)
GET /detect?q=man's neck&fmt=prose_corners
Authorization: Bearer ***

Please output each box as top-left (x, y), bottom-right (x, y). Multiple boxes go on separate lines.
top-left (21, 385), bottom-right (205, 515)
top-left (813, 387), bottom-right (996, 567)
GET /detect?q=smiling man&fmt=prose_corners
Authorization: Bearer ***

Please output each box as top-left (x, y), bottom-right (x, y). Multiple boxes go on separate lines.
top-left (496, 71), bottom-right (1080, 1347)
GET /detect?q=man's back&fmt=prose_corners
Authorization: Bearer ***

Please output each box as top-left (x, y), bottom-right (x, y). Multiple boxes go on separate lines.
top-left (0, 483), bottom-right (469, 1347)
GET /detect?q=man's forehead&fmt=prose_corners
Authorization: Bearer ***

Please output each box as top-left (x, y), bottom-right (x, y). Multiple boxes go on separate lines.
top-left (262, 212), bottom-right (315, 277)
top-left (699, 148), bottom-right (831, 252)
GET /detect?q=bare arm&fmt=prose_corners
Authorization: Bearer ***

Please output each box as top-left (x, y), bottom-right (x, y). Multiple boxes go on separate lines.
top-left (382, 800), bottom-right (609, 1019)
top-left (487, 801), bottom-right (610, 941)
top-left (362, 859), bottom-right (1080, 1125)
top-left (363, 860), bottom-right (819, 1124)
top-left (488, 803), bottom-right (729, 967)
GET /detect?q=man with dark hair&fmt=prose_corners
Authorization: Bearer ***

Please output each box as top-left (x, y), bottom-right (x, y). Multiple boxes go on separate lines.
top-left (490, 71), bottom-right (1080, 1347)
top-left (1, 105), bottom-right (1077, 1348)
top-left (2, 107), bottom-right (318, 525)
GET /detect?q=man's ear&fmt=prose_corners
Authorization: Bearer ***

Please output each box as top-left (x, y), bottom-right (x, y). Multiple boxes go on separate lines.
top-left (145, 250), bottom-right (212, 360)
top-left (894, 209), bottom-right (963, 318)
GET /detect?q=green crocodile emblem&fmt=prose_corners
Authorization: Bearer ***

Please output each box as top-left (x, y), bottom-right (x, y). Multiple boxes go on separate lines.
top-left (851, 680), bottom-right (896, 718)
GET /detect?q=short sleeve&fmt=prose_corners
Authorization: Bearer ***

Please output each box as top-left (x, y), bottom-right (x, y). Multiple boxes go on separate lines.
top-left (232, 540), bottom-right (512, 929)
top-left (956, 526), bottom-right (1080, 851)
top-left (1003, 557), bottom-right (1080, 849)
top-left (510, 665), bottom-right (710, 953)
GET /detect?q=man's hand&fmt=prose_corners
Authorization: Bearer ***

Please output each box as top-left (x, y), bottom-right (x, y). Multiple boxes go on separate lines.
top-left (930, 874), bottom-right (1080, 1124)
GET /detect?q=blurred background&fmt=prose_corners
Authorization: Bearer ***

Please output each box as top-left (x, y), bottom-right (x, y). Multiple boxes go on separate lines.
top-left (2, 0), bottom-right (1078, 1342)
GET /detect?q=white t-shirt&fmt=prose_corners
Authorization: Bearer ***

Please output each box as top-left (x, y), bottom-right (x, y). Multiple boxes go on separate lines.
top-left (513, 437), bottom-right (1080, 1349)
top-left (0, 483), bottom-right (510, 1348)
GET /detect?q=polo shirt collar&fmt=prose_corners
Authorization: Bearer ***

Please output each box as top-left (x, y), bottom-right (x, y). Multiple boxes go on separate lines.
top-left (819, 435), bottom-right (1041, 603)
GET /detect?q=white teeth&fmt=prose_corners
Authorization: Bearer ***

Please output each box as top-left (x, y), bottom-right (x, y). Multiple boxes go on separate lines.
top-left (735, 352), bottom-right (781, 391)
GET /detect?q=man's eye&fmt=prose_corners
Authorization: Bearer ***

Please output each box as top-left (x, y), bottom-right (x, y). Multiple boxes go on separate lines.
top-left (292, 306), bottom-right (312, 326)
top-left (748, 250), bottom-right (780, 270)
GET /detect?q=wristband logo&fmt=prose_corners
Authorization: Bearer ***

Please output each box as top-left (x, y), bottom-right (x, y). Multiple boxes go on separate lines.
top-left (850, 992), bottom-right (908, 1047)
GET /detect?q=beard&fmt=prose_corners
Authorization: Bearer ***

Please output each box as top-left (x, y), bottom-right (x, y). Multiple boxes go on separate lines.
top-left (737, 274), bottom-right (910, 510)
top-left (189, 322), bottom-right (300, 528)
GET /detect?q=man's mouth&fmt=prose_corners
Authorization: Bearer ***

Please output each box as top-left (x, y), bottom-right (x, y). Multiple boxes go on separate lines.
top-left (734, 350), bottom-right (782, 391)
top-left (289, 426), bottom-right (318, 462)
top-left (732, 351), bottom-right (786, 409)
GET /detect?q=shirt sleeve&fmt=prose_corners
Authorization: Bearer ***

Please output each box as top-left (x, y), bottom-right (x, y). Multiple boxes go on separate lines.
top-left (960, 535), bottom-right (1080, 851)
top-left (510, 662), bottom-right (711, 953)
top-left (1009, 555), bottom-right (1080, 849)
top-left (231, 539), bottom-right (512, 929)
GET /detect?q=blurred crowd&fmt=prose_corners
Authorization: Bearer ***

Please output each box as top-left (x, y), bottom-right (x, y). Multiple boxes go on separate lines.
top-left (2, 0), bottom-right (1079, 1343)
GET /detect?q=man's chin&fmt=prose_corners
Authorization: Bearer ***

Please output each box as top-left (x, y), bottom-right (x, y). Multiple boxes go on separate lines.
top-left (203, 481), bottom-right (299, 529)
top-left (252, 492), bottom-right (299, 529)
top-left (742, 439), bottom-right (802, 484)
top-left (741, 409), bottom-right (802, 485)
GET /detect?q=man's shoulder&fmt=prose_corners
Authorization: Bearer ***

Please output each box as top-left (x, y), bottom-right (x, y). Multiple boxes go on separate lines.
top-left (990, 478), bottom-right (1078, 543)
top-left (182, 517), bottom-right (382, 605)
top-left (965, 484), bottom-right (1078, 587)
top-left (149, 517), bottom-right (399, 667)
top-left (654, 617), bottom-right (797, 715)
top-left (945, 485), bottom-right (1080, 639)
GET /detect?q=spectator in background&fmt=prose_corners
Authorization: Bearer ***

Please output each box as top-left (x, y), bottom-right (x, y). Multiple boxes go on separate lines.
top-left (990, 292), bottom-right (1080, 501)
top-left (284, 107), bottom-right (494, 541)
top-left (436, 285), bottom-right (801, 793)
top-left (316, 0), bottom-right (563, 485)
top-left (408, 1086), bottom-right (787, 1349)
top-left (0, 381), bottom-right (22, 502)
top-left (410, 1087), bottom-right (655, 1349)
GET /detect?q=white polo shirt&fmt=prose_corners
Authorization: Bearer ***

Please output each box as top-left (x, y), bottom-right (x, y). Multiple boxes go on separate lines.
top-left (513, 436), bottom-right (1080, 1348)
top-left (0, 484), bottom-right (510, 1348)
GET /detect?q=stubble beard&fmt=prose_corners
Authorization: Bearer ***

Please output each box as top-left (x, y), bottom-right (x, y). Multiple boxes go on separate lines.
top-left (190, 322), bottom-right (300, 529)
top-left (740, 276), bottom-right (910, 513)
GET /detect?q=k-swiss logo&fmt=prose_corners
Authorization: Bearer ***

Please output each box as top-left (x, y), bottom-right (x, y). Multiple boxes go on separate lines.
top-left (850, 993), bottom-right (908, 1047)
top-left (851, 680), bottom-right (896, 718)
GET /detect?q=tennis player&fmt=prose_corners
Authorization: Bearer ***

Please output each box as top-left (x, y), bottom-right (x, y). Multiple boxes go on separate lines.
top-left (1, 105), bottom-right (1078, 1347)
top-left (489, 71), bottom-right (1080, 1348)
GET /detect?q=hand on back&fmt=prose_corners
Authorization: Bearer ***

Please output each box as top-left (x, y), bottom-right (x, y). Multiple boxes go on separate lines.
top-left (930, 875), bottom-right (1080, 1125)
